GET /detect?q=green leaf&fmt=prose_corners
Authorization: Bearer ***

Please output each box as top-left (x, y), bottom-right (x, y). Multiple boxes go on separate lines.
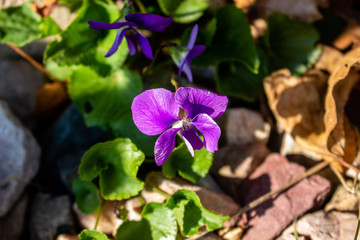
top-left (216, 49), bottom-right (268, 101)
top-left (0, 2), bottom-right (61, 46)
top-left (193, 5), bottom-right (258, 73)
top-left (110, 110), bottom-right (157, 157)
top-left (116, 202), bottom-right (177, 240)
top-left (157, 0), bottom-right (208, 23)
top-left (68, 66), bottom-right (142, 129)
top-left (162, 143), bottom-right (213, 183)
top-left (166, 189), bottom-right (229, 237)
top-left (264, 13), bottom-right (321, 75)
top-left (72, 178), bottom-right (101, 214)
top-left (78, 138), bottom-right (145, 200)
top-left (79, 230), bottom-right (109, 240)
top-left (60, 0), bottom-right (83, 11)
top-left (44, 0), bottom-right (128, 80)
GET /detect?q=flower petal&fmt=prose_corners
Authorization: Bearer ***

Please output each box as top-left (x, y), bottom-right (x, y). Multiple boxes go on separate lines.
top-left (88, 21), bottom-right (136, 30)
top-left (192, 114), bottom-right (221, 153)
top-left (131, 88), bottom-right (180, 136)
top-left (125, 13), bottom-right (173, 32)
top-left (188, 45), bottom-right (206, 60)
top-left (125, 29), bottom-right (138, 55)
top-left (154, 128), bottom-right (180, 166)
top-left (175, 87), bottom-right (229, 119)
top-left (105, 29), bottom-right (126, 57)
top-left (178, 60), bottom-right (193, 82)
top-left (186, 24), bottom-right (199, 49)
top-left (136, 31), bottom-right (153, 59)
top-left (179, 125), bottom-right (204, 157)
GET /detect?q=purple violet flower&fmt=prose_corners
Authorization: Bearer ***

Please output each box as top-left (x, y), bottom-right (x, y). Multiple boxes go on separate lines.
top-left (170, 24), bottom-right (206, 82)
top-left (131, 87), bottom-right (228, 166)
top-left (89, 13), bottom-right (173, 59)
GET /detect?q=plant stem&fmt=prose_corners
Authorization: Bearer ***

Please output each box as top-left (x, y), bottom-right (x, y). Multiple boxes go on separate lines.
top-left (354, 200), bottom-right (360, 240)
top-left (134, 0), bottom-right (147, 13)
top-left (94, 201), bottom-right (105, 230)
top-left (6, 43), bottom-right (56, 80)
top-left (231, 160), bottom-right (330, 218)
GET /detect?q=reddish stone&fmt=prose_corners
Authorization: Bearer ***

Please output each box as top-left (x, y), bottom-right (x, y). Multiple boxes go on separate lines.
top-left (239, 154), bottom-right (331, 240)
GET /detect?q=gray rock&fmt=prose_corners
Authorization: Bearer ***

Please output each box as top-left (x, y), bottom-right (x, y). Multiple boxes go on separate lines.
top-left (0, 101), bottom-right (40, 217)
top-left (0, 195), bottom-right (28, 240)
top-left (30, 194), bottom-right (73, 240)
top-left (211, 142), bottom-right (270, 197)
top-left (278, 211), bottom-right (358, 240)
top-left (223, 108), bottom-right (270, 146)
top-left (0, 59), bottom-right (44, 129)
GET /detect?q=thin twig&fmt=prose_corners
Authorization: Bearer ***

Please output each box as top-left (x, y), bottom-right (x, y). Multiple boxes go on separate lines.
top-left (337, 157), bottom-right (360, 174)
top-left (330, 164), bottom-right (355, 193)
top-left (6, 43), bottom-right (56, 80)
top-left (354, 199), bottom-right (360, 240)
top-left (231, 160), bottom-right (330, 218)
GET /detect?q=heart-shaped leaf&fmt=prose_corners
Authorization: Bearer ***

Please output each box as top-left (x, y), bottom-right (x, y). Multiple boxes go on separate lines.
top-left (79, 230), bottom-right (109, 240)
top-left (78, 138), bottom-right (145, 200)
top-left (264, 13), bottom-right (321, 75)
top-left (72, 178), bottom-right (101, 214)
top-left (166, 189), bottom-right (229, 237)
top-left (0, 2), bottom-right (60, 46)
top-left (193, 5), bottom-right (259, 73)
top-left (116, 202), bottom-right (177, 240)
top-left (157, 0), bottom-right (208, 23)
top-left (44, 0), bottom-right (128, 80)
top-left (162, 143), bottom-right (213, 183)
top-left (68, 66), bottom-right (142, 129)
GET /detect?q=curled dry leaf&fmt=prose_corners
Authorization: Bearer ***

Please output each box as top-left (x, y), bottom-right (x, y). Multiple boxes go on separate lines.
top-left (265, 47), bottom-right (360, 172)
top-left (257, 0), bottom-right (328, 23)
top-left (314, 45), bottom-right (343, 74)
top-left (333, 21), bottom-right (360, 50)
top-left (264, 68), bottom-right (332, 159)
top-left (324, 47), bottom-right (360, 170)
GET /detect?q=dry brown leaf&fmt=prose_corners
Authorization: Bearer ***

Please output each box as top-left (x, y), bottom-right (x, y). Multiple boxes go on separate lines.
top-left (324, 47), bottom-right (360, 168)
top-left (315, 45), bottom-right (344, 74)
top-left (333, 21), bottom-right (360, 50)
top-left (35, 81), bottom-right (70, 121)
top-left (257, 0), bottom-right (328, 23)
top-left (264, 69), bottom-right (333, 160)
top-left (265, 48), bottom-right (360, 172)
top-left (233, 0), bottom-right (256, 11)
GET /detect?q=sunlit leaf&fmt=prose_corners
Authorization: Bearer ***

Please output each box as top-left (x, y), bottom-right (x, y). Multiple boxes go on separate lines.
top-left (44, 0), bottom-right (128, 80)
top-left (72, 178), bottom-right (101, 214)
top-left (166, 189), bottom-right (229, 237)
top-left (78, 138), bottom-right (145, 200)
top-left (193, 5), bottom-right (259, 73)
top-left (0, 2), bottom-right (60, 46)
top-left (162, 143), bottom-right (213, 183)
top-left (68, 66), bottom-right (142, 129)
top-left (116, 202), bottom-right (177, 240)
top-left (79, 229), bottom-right (109, 240)
top-left (157, 0), bottom-right (208, 23)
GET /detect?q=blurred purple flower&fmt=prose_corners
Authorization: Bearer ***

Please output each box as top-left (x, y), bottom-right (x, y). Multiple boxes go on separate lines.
top-left (89, 13), bottom-right (173, 59)
top-left (172, 24), bottom-right (206, 82)
top-left (131, 87), bottom-right (228, 166)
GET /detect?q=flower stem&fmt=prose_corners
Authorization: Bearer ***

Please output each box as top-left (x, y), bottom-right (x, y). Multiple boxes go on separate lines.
top-left (134, 0), bottom-right (147, 13)
top-left (6, 43), bottom-right (56, 81)
top-left (94, 200), bottom-right (105, 230)
top-left (354, 200), bottom-right (360, 240)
